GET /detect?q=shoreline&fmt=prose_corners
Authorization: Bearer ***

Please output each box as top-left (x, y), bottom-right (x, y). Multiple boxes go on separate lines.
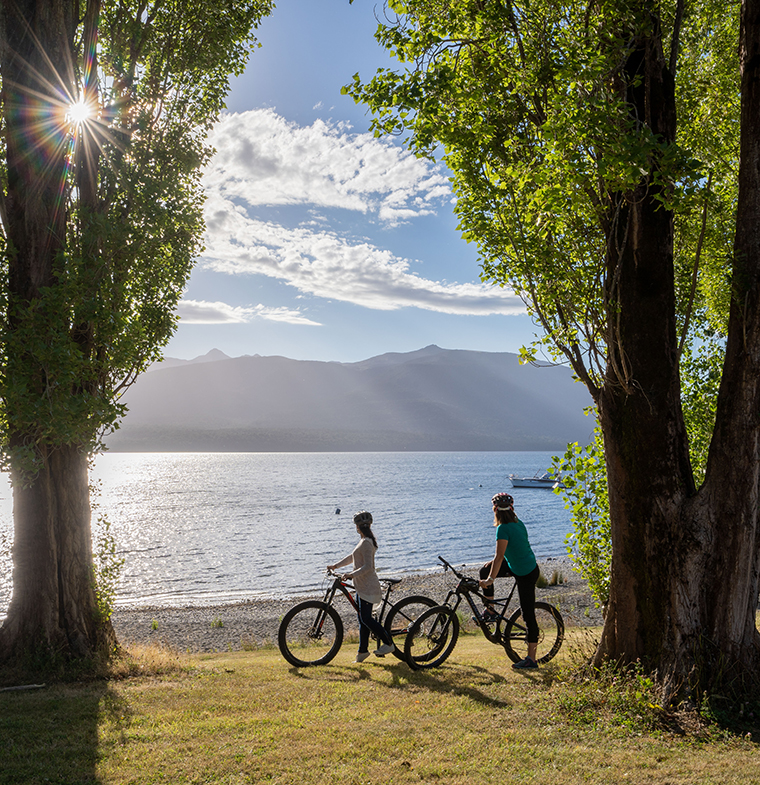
top-left (112, 557), bottom-right (604, 653)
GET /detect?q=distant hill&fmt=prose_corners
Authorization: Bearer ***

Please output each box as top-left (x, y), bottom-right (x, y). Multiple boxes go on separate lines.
top-left (105, 345), bottom-right (595, 452)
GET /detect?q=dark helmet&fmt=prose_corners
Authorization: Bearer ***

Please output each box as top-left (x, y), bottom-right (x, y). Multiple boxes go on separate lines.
top-left (353, 510), bottom-right (373, 525)
top-left (492, 493), bottom-right (514, 510)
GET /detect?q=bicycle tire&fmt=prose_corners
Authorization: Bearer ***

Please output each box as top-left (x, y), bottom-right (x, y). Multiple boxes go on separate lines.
top-left (278, 600), bottom-right (344, 667)
top-left (503, 601), bottom-right (564, 664)
top-left (404, 605), bottom-right (459, 670)
top-left (383, 594), bottom-right (438, 661)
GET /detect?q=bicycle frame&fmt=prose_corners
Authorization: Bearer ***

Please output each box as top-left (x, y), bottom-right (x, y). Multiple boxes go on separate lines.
top-left (323, 570), bottom-right (401, 625)
top-left (438, 556), bottom-right (518, 644)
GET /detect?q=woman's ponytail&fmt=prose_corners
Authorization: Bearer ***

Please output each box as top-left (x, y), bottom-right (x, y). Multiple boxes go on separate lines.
top-left (358, 522), bottom-right (378, 548)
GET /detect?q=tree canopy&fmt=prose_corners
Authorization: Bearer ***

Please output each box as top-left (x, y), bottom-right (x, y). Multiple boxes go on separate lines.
top-left (1, 0), bottom-right (272, 472)
top-left (347, 0), bottom-right (736, 387)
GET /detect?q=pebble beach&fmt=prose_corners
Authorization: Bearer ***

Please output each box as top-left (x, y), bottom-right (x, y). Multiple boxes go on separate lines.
top-left (112, 557), bottom-right (603, 653)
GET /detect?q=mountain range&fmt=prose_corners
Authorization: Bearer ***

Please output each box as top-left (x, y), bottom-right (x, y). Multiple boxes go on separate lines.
top-left (104, 345), bottom-right (595, 452)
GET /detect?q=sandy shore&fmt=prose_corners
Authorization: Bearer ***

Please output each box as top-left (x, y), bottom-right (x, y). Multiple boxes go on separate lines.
top-left (112, 557), bottom-right (603, 653)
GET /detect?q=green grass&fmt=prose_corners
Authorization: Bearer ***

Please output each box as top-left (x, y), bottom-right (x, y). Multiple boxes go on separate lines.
top-left (0, 631), bottom-right (758, 785)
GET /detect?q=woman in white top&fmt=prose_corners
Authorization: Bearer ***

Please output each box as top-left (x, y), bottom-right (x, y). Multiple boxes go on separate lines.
top-left (327, 511), bottom-right (395, 662)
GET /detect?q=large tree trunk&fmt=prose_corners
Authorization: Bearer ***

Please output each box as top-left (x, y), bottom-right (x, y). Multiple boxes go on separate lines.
top-left (0, 446), bottom-right (115, 659)
top-left (0, 0), bottom-right (116, 662)
top-left (698, 0), bottom-right (760, 677)
top-left (595, 3), bottom-right (760, 693)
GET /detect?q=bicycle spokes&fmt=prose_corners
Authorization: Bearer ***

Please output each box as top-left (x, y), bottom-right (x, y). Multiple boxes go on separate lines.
top-left (503, 602), bottom-right (564, 665)
top-left (278, 600), bottom-right (344, 667)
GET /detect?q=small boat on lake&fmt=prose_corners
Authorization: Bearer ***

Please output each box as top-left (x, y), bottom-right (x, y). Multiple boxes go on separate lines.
top-left (509, 471), bottom-right (562, 489)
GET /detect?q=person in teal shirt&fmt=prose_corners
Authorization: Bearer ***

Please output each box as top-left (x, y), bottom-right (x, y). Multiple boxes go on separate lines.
top-left (478, 492), bottom-right (540, 668)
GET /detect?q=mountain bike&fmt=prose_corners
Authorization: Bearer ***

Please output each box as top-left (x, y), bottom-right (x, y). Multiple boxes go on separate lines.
top-left (403, 556), bottom-right (564, 670)
top-left (278, 570), bottom-right (437, 667)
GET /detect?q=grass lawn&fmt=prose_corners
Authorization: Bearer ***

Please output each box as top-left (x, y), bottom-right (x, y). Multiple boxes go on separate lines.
top-left (1, 629), bottom-right (758, 785)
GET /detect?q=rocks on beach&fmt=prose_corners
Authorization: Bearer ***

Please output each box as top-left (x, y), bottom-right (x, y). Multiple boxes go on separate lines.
top-left (112, 557), bottom-right (603, 654)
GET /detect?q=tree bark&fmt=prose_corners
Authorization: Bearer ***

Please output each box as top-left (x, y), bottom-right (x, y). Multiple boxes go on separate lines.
top-left (595, 3), bottom-right (760, 693)
top-left (0, 0), bottom-right (116, 663)
top-left (0, 446), bottom-right (115, 660)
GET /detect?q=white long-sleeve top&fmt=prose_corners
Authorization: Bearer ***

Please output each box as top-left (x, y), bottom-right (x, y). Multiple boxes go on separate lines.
top-left (332, 537), bottom-right (383, 604)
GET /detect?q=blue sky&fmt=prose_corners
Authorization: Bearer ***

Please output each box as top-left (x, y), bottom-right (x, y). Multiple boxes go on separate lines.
top-left (163, 0), bottom-right (538, 363)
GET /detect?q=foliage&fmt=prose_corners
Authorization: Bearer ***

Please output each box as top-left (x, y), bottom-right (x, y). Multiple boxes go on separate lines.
top-left (680, 328), bottom-right (726, 485)
top-left (345, 0), bottom-right (737, 390)
top-left (552, 426), bottom-right (611, 609)
top-left (0, 0), bottom-right (273, 478)
top-left (558, 659), bottom-right (661, 734)
top-left (88, 476), bottom-right (124, 624)
top-left (92, 513), bottom-right (124, 624)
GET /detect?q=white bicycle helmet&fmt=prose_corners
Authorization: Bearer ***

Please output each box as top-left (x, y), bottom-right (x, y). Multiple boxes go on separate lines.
top-left (491, 493), bottom-right (514, 510)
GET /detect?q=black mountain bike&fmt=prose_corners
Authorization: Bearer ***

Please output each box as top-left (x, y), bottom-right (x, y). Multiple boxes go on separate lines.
top-left (278, 570), bottom-right (437, 667)
top-left (404, 556), bottom-right (564, 670)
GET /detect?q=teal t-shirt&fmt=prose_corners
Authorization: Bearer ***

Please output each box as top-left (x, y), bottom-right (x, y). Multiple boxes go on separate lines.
top-left (496, 518), bottom-right (537, 577)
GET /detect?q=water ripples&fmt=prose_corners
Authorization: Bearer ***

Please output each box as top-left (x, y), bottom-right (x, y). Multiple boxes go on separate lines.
top-left (0, 451), bottom-right (572, 611)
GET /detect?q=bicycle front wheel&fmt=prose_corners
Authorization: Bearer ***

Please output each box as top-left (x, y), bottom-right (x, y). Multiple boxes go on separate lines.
top-left (503, 602), bottom-right (564, 664)
top-left (404, 605), bottom-right (459, 670)
top-left (278, 600), bottom-right (344, 667)
top-left (383, 594), bottom-right (437, 661)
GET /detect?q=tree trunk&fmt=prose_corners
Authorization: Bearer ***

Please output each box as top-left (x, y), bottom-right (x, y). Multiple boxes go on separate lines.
top-left (697, 0), bottom-right (760, 678)
top-left (595, 3), bottom-right (760, 694)
top-left (0, 446), bottom-right (115, 660)
top-left (0, 0), bottom-right (116, 663)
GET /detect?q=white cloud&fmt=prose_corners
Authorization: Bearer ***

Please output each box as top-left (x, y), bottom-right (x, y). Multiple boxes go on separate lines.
top-left (251, 305), bottom-right (322, 326)
top-left (202, 193), bottom-right (525, 316)
top-left (205, 109), bottom-right (450, 225)
top-left (201, 109), bottom-right (527, 317)
top-left (177, 299), bottom-right (321, 327)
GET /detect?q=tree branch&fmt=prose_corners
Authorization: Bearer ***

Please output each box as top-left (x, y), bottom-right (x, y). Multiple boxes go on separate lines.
top-left (669, 0), bottom-right (685, 76)
top-left (678, 171), bottom-right (712, 360)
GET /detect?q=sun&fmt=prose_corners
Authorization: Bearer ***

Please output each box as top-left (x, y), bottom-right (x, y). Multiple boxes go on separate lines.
top-left (66, 96), bottom-right (93, 127)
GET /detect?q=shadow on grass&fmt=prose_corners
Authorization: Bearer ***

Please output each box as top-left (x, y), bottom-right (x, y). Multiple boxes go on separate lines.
top-left (0, 681), bottom-right (128, 785)
top-left (287, 654), bottom-right (514, 709)
top-left (401, 665), bottom-right (513, 709)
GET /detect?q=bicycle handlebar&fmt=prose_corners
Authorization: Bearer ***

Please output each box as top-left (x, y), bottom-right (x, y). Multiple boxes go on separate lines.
top-left (326, 569), bottom-right (352, 582)
top-left (438, 555), bottom-right (464, 578)
top-left (326, 569), bottom-right (398, 588)
top-left (438, 555), bottom-right (479, 590)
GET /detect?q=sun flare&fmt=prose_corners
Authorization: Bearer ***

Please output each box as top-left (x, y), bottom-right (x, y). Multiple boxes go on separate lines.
top-left (67, 97), bottom-right (93, 126)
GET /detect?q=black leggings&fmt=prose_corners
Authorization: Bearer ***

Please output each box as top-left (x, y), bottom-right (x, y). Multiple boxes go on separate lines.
top-left (357, 596), bottom-right (393, 653)
top-left (479, 560), bottom-right (540, 644)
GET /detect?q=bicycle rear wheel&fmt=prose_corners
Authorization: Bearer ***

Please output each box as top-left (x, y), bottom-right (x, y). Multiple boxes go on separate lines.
top-left (404, 605), bottom-right (459, 670)
top-left (383, 594), bottom-right (437, 661)
top-left (503, 601), bottom-right (564, 664)
top-left (278, 600), bottom-right (344, 667)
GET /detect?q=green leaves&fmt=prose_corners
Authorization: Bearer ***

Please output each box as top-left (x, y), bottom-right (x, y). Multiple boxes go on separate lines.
top-left (0, 1), bottom-right (273, 474)
top-left (552, 427), bottom-right (611, 609)
top-left (347, 0), bottom-right (739, 399)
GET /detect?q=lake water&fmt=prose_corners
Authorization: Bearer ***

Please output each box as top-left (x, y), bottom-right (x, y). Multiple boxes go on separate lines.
top-left (0, 451), bottom-right (572, 611)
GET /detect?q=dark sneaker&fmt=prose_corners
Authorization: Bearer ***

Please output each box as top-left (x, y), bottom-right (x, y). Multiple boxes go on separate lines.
top-left (512, 657), bottom-right (538, 669)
